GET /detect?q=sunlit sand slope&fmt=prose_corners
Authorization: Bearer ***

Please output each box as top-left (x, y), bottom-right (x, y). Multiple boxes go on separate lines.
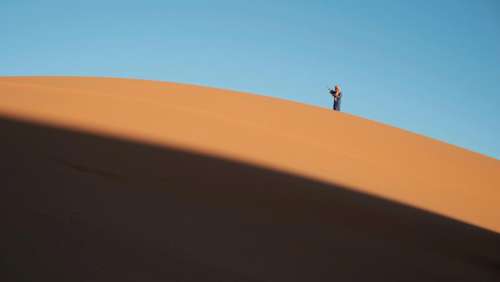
top-left (1, 77), bottom-right (499, 281)
top-left (1, 76), bottom-right (498, 232)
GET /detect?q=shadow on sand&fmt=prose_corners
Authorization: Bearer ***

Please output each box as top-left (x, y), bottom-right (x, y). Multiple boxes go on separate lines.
top-left (1, 117), bottom-right (499, 282)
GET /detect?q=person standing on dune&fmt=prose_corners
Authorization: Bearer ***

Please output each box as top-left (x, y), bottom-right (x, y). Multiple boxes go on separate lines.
top-left (329, 85), bottom-right (342, 111)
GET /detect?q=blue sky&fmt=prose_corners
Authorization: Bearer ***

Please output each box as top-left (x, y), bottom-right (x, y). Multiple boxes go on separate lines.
top-left (2, 0), bottom-right (499, 159)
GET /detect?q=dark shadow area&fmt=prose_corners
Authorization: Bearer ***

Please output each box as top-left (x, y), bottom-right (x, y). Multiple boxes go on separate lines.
top-left (1, 117), bottom-right (499, 282)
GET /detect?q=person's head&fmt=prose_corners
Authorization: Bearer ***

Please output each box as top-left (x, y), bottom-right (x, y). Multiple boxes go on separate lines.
top-left (335, 85), bottom-right (341, 92)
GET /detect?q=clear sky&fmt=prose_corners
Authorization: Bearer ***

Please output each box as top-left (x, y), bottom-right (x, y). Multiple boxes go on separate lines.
top-left (2, 0), bottom-right (499, 159)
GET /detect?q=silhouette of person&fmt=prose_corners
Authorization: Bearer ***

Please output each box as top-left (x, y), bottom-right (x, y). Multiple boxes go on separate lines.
top-left (329, 85), bottom-right (342, 111)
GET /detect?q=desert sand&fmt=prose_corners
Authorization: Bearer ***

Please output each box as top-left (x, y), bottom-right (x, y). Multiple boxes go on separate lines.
top-left (1, 76), bottom-right (499, 281)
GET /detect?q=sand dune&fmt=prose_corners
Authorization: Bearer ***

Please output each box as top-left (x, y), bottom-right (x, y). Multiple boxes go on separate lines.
top-left (1, 77), bottom-right (499, 281)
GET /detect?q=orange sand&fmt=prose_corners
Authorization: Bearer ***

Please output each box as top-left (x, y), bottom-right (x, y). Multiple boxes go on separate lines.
top-left (1, 77), bottom-right (500, 281)
top-left (1, 76), bottom-right (498, 232)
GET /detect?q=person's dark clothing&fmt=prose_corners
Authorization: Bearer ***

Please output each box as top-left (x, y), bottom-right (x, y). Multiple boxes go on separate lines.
top-left (330, 90), bottom-right (342, 111)
top-left (334, 97), bottom-right (341, 111)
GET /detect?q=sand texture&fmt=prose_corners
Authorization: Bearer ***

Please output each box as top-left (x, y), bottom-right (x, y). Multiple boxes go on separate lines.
top-left (1, 77), bottom-right (499, 281)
